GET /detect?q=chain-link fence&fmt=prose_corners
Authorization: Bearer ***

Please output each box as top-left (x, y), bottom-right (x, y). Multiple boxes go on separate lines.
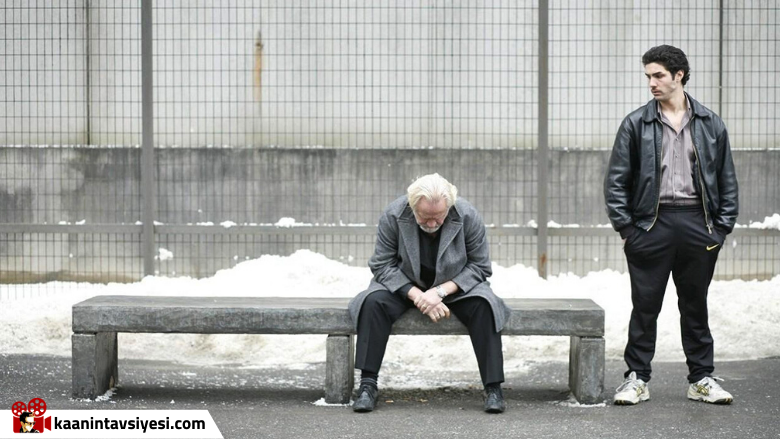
top-left (2, 1), bottom-right (778, 299)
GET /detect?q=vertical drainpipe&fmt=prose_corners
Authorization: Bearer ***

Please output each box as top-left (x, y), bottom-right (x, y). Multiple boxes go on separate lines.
top-left (141, 0), bottom-right (155, 277)
top-left (718, 0), bottom-right (724, 115)
top-left (85, 0), bottom-right (91, 145)
top-left (537, 0), bottom-right (549, 279)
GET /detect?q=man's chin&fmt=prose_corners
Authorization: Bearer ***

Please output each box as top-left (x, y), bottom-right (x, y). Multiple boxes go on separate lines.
top-left (419, 225), bottom-right (441, 234)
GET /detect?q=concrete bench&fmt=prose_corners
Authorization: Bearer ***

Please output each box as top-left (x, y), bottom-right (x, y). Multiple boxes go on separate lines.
top-left (72, 296), bottom-right (605, 403)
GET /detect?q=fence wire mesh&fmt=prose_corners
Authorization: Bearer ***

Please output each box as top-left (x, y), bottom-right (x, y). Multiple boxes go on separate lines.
top-left (1, 1), bottom-right (778, 299)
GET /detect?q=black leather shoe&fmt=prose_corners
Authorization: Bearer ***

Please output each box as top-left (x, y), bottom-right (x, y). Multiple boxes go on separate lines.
top-left (353, 384), bottom-right (378, 412)
top-left (484, 386), bottom-right (506, 413)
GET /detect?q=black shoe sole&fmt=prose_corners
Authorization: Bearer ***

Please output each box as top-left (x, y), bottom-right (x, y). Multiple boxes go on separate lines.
top-left (353, 401), bottom-right (375, 412)
top-left (484, 403), bottom-right (506, 414)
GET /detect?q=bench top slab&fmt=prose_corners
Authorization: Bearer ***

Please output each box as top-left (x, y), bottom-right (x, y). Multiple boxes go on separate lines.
top-left (73, 296), bottom-right (604, 336)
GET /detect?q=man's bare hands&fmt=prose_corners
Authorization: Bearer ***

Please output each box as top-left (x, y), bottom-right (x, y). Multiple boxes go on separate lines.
top-left (408, 286), bottom-right (452, 323)
top-left (413, 289), bottom-right (442, 313)
top-left (413, 290), bottom-right (451, 323)
top-left (426, 303), bottom-right (451, 322)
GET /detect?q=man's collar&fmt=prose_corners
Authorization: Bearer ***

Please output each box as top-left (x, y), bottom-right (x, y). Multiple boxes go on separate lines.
top-left (655, 97), bottom-right (693, 122)
top-left (643, 92), bottom-right (708, 123)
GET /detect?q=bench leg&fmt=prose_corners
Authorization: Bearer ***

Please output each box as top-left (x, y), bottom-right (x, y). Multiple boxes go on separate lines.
top-left (569, 336), bottom-right (605, 404)
top-left (325, 334), bottom-right (354, 404)
top-left (72, 332), bottom-right (118, 399)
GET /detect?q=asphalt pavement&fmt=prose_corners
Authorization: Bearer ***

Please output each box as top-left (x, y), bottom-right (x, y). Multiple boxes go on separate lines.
top-left (1, 354), bottom-right (778, 438)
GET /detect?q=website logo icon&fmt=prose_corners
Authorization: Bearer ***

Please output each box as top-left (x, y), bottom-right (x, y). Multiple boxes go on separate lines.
top-left (11, 398), bottom-right (51, 433)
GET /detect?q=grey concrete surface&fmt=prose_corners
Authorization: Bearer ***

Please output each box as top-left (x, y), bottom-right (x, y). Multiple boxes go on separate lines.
top-left (325, 335), bottom-right (354, 403)
top-left (70, 296), bottom-right (605, 403)
top-left (2, 147), bottom-right (778, 283)
top-left (2, 147), bottom-right (778, 227)
top-left (568, 336), bottom-right (605, 404)
top-left (1, 5), bottom-right (774, 149)
top-left (71, 332), bottom-right (117, 399)
top-left (1, 354), bottom-right (778, 439)
top-left (72, 296), bottom-right (604, 336)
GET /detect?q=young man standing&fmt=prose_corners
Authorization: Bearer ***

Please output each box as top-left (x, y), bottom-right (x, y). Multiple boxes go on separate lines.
top-left (604, 45), bottom-right (738, 405)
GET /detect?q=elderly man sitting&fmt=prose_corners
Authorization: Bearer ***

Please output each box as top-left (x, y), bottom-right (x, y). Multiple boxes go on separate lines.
top-left (348, 173), bottom-right (510, 413)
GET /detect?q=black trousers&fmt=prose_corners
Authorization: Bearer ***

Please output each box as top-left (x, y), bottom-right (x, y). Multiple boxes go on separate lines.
top-left (623, 205), bottom-right (724, 383)
top-left (355, 289), bottom-right (504, 386)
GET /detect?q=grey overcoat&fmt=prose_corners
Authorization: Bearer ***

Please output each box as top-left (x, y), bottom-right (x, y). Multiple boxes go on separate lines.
top-left (348, 196), bottom-right (510, 333)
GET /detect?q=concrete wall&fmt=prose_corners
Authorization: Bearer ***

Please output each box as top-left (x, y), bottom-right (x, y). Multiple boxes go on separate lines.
top-left (1, 146), bottom-right (778, 281)
top-left (0, 146), bottom-right (141, 224)
top-left (1, 2), bottom-right (777, 149)
top-left (0, 3), bottom-right (90, 145)
top-left (1, 146), bottom-right (777, 226)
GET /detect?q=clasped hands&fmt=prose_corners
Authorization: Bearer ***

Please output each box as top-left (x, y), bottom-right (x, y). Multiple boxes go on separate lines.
top-left (409, 286), bottom-right (451, 323)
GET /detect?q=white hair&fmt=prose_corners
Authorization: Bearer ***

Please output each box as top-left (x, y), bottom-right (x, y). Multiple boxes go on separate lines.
top-left (406, 173), bottom-right (458, 211)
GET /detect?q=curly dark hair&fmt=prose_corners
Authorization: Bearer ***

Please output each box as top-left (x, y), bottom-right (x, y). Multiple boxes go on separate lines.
top-left (642, 45), bottom-right (690, 85)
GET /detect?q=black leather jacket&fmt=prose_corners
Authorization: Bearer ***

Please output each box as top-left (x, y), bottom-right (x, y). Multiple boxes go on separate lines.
top-left (604, 93), bottom-right (738, 235)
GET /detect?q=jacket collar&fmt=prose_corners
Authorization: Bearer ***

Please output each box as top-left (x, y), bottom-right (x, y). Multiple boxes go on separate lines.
top-left (641, 92), bottom-right (711, 123)
top-left (435, 207), bottom-right (463, 263)
top-left (398, 214), bottom-right (422, 283)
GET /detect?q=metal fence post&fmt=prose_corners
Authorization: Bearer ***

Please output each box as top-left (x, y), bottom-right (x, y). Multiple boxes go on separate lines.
top-left (141, 0), bottom-right (155, 277)
top-left (85, 0), bottom-right (92, 146)
top-left (537, 0), bottom-right (549, 279)
top-left (718, 0), bottom-right (724, 115)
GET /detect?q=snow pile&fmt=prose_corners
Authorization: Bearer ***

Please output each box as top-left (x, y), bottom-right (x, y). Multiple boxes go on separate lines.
top-left (745, 214), bottom-right (780, 230)
top-left (312, 398), bottom-right (353, 407)
top-left (1, 250), bottom-right (778, 375)
top-left (274, 217), bottom-right (310, 227)
top-left (157, 248), bottom-right (174, 261)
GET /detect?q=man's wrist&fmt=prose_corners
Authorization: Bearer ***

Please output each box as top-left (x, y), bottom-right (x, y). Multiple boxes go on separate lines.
top-left (435, 285), bottom-right (447, 299)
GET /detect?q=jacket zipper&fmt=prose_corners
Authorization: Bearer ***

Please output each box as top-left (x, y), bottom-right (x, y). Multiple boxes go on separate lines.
top-left (648, 185), bottom-right (661, 231)
top-left (690, 119), bottom-right (713, 234)
top-left (647, 122), bottom-right (662, 231)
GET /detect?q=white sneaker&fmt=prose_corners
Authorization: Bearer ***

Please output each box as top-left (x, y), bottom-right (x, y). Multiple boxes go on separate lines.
top-left (613, 372), bottom-right (650, 405)
top-left (687, 376), bottom-right (733, 404)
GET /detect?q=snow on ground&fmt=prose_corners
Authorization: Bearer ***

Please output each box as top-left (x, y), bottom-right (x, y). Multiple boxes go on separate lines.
top-left (1, 250), bottom-right (778, 385)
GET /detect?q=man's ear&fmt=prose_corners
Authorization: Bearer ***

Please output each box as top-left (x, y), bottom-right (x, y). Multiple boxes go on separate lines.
top-left (674, 70), bottom-right (684, 83)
